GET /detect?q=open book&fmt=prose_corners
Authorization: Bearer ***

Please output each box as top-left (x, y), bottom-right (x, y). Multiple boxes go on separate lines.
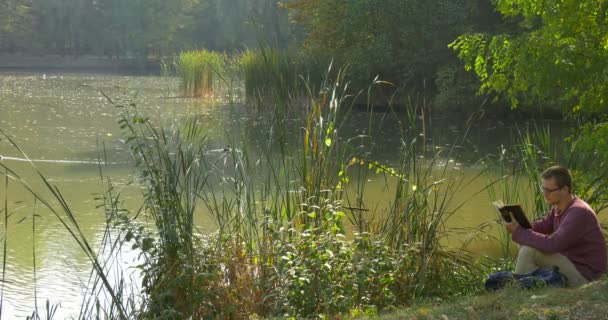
top-left (492, 200), bottom-right (532, 229)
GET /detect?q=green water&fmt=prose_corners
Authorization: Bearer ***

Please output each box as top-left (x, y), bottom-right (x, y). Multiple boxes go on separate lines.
top-left (0, 72), bottom-right (233, 318)
top-left (0, 71), bottom-right (568, 318)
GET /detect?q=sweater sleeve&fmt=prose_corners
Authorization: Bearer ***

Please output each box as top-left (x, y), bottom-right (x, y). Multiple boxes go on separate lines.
top-left (531, 211), bottom-right (554, 235)
top-left (512, 207), bottom-right (591, 253)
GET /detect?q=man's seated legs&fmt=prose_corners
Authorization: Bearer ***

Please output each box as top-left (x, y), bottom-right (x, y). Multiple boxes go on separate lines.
top-left (514, 245), bottom-right (588, 287)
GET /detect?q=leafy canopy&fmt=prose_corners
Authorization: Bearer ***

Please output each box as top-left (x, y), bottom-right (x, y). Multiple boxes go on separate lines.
top-left (450, 0), bottom-right (608, 115)
top-left (451, 0), bottom-right (608, 170)
top-left (284, 0), bottom-right (471, 88)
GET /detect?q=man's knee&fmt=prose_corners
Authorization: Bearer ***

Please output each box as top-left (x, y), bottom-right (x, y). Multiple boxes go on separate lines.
top-left (518, 245), bottom-right (539, 259)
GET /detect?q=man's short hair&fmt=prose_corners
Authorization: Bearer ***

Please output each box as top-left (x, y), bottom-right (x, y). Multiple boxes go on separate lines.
top-left (542, 165), bottom-right (573, 193)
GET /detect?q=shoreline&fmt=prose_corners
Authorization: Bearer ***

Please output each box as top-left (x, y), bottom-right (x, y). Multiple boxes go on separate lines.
top-left (0, 54), bottom-right (160, 74)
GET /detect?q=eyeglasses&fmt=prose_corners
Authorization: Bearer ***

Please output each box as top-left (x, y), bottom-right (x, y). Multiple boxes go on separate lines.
top-left (540, 185), bottom-right (563, 193)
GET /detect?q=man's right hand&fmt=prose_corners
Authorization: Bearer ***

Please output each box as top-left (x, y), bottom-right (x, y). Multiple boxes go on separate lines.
top-left (505, 212), bottom-right (520, 233)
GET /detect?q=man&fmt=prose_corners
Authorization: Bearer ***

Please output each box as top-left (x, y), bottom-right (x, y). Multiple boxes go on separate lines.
top-left (505, 165), bottom-right (607, 287)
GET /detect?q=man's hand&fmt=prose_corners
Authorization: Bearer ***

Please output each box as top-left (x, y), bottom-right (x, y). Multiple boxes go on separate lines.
top-left (505, 212), bottom-right (520, 233)
top-left (505, 219), bottom-right (519, 233)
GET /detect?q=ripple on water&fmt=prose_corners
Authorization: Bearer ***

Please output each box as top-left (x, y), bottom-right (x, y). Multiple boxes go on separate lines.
top-left (0, 71), bottom-right (195, 318)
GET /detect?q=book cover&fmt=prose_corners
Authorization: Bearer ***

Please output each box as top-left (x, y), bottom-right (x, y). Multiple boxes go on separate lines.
top-left (492, 200), bottom-right (532, 229)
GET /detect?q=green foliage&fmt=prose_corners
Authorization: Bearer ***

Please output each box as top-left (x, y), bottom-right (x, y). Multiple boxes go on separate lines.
top-left (0, 0), bottom-right (292, 58)
top-left (182, 0), bottom-right (291, 51)
top-left (451, 0), bottom-right (608, 215)
top-left (450, 0), bottom-right (608, 114)
top-left (96, 0), bottom-right (198, 58)
top-left (0, 0), bottom-right (32, 51)
top-left (283, 0), bottom-right (492, 107)
top-left (566, 123), bottom-right (608, 212)
top-left (273, 220), bottom-right (357, 316)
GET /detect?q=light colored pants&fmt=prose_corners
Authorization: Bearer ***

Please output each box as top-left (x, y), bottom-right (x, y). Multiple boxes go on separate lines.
top-left (514, 246), bottom-right (588, 288)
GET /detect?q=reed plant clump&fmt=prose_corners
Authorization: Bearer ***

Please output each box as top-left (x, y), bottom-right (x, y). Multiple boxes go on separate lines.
top-left (0, 67), bottom-right (499, 319)
top-left (237, 48), bottom-right (326, 105)
top-left (176, 49), bottom-right (225, 97)
top-left (105, 66), bottom-right (491, 318)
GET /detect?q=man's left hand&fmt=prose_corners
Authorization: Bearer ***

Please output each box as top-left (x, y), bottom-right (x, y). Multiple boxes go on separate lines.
top-left (505, 221), bottom-right (519, 233)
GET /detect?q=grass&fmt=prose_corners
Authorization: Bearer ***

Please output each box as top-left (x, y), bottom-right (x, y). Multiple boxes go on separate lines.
top-left (373, 278), bottom-right (608, 320)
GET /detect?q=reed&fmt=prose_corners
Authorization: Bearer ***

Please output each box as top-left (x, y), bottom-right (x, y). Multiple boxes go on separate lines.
top-left (86, 64), bottom-right (489, 317)
top-left (238, 47), bottom-right (327, 106)
top-left (110, 107), bottom-right (213, 318)
top-left (93, 103), bottom-right (607, 318)
top-left (176, 50), bottom-right (225, 97)
top-left (0, 85), bottom-right (497, 319)
top-left (362, 101), bottom-right (494, 300)
top-left (1, 169), bottom-right (7, 317)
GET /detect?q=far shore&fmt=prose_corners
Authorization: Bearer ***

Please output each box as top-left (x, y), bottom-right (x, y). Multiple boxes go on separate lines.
top-left (0, 54), bottom-right (160, 74)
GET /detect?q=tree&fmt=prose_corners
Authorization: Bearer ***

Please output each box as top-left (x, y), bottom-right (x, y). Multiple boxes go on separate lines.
top-left (283, 0), bottom-right (476, 93)
top-left (95, 0), bottom-right (198, 59)
top-left (0, 0), bottom-right (293, 58)
top-left (180, 0), bottom-right (291, 51)
top-left (450, 0), bottom-right (608, 185)
top-left (0, 0), bottom-right (33, 51)
top-left (450, 0), bottom-right (608, 114)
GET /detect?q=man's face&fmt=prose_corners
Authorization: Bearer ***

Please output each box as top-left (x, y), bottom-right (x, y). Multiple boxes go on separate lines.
top-left (541, 177), bottom-right (568, 205)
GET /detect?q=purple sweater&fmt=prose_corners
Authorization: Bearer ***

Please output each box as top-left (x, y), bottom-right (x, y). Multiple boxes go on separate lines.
top-left (512, 197), bottom-right (607, 281)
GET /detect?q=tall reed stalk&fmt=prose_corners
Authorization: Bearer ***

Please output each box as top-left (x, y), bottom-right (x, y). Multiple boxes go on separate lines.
top-left (112, 108), bottom-right (212, 318)
top-left (1, 169), bottom-right (7, 319)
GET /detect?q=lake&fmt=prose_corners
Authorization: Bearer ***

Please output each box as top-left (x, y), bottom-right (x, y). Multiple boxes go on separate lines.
top-left (0, 71), bottom-right (576, 318)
